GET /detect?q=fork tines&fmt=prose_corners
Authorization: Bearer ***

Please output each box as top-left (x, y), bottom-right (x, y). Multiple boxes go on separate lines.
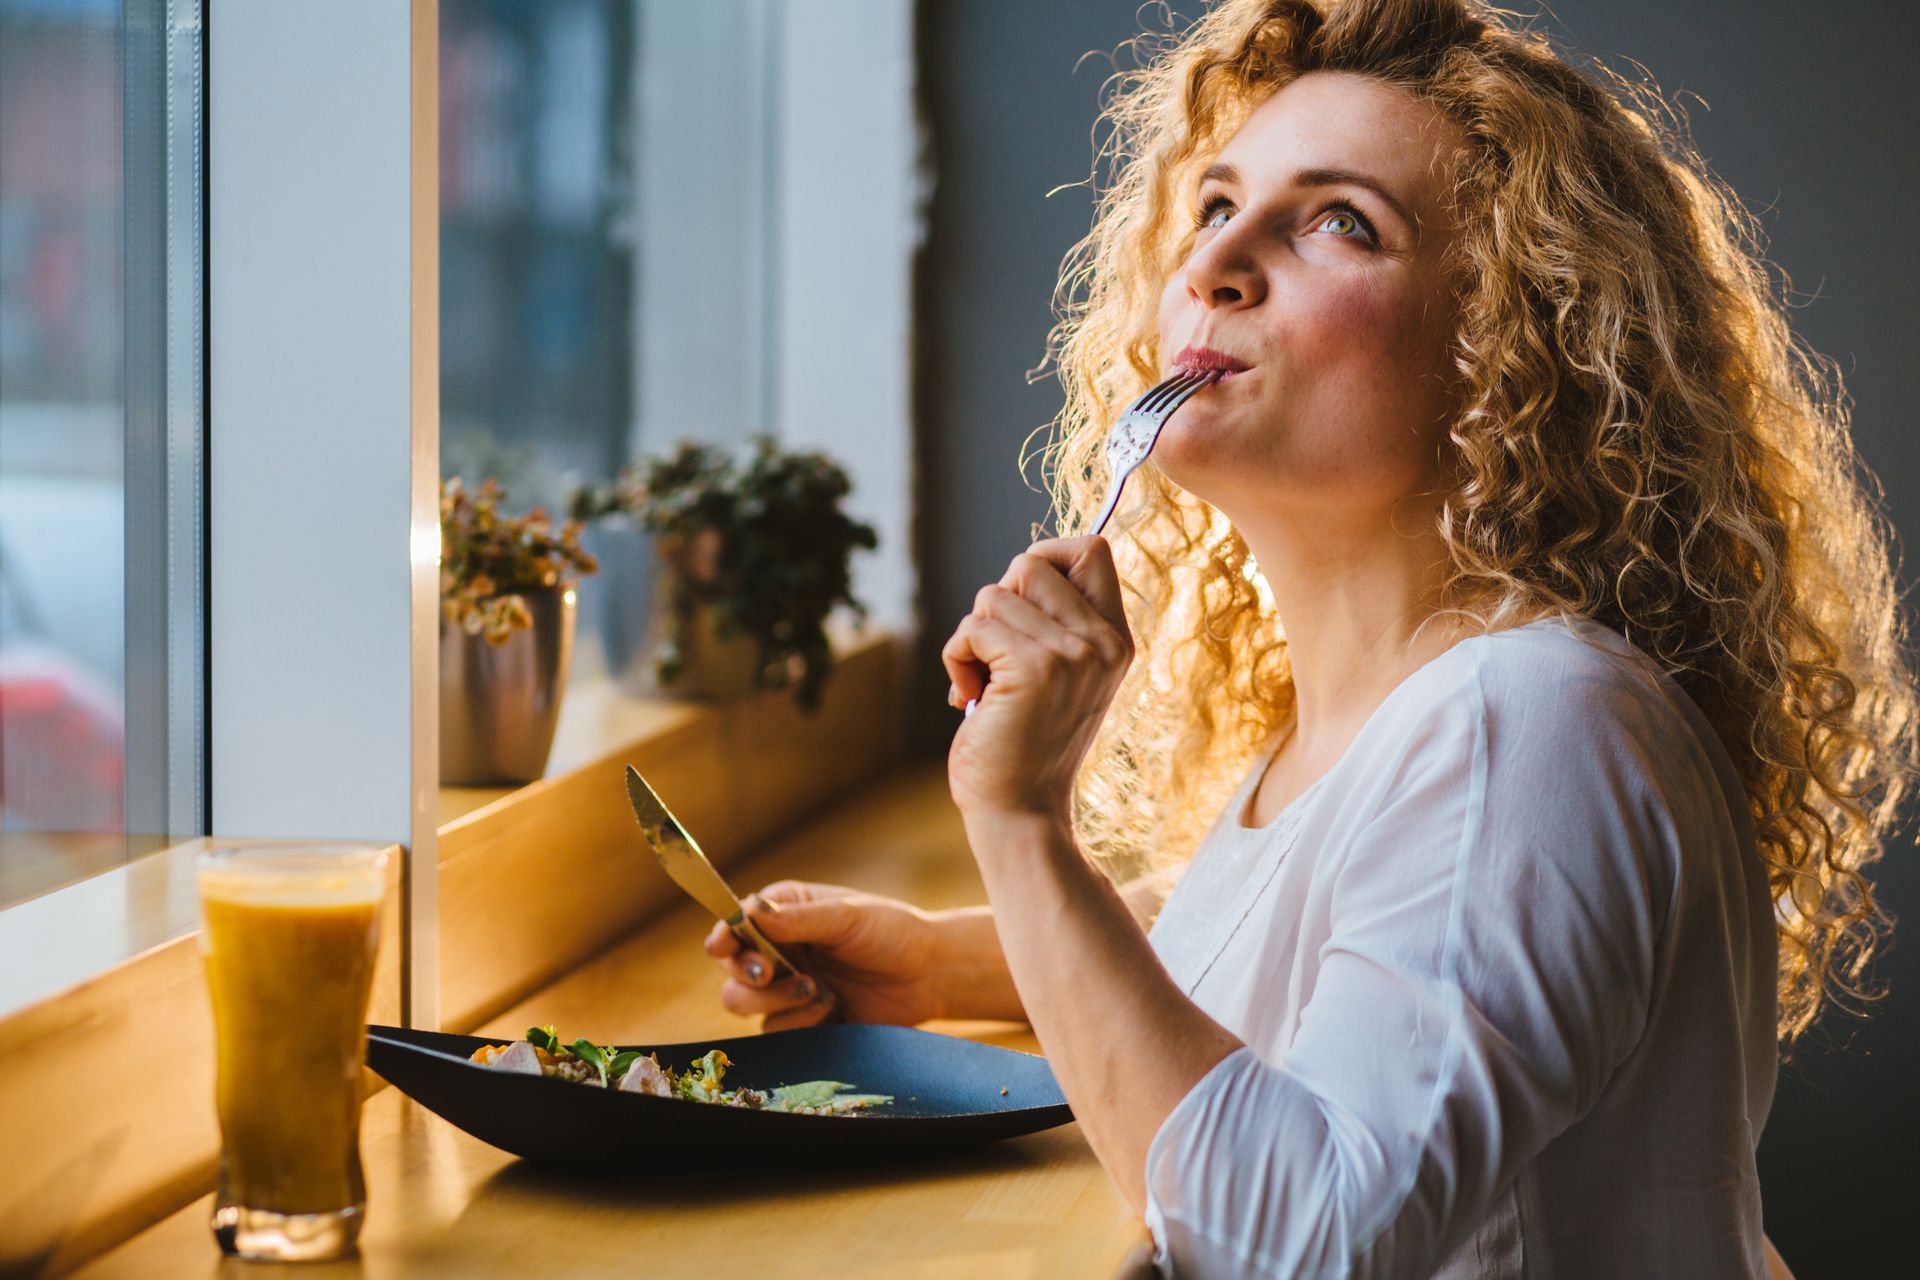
top-left (1128, 367), bottom-right (1217, 415)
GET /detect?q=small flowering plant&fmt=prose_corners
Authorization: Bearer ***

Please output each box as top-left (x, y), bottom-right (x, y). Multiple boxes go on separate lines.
top-left (441, 478), bottom-right (598, 645)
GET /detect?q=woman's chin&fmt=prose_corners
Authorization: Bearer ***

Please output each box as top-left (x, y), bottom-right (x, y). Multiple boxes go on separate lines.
top-left (1149, 407), bottom-right (1239, 478)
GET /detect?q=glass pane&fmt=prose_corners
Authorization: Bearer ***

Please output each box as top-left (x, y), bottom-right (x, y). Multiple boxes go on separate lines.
top-left (441, 0), bottom-right (800, 700)
top-left (440, 0), bottom-right (635, 511)
top-left (0, 0), bottom-right (204, 906)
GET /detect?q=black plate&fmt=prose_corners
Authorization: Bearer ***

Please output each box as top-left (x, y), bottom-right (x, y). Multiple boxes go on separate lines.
top-left (366, 1023), bottom-right (1073, 1172)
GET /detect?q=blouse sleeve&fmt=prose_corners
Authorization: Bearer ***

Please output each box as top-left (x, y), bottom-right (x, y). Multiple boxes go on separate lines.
top-left (1143, 650), bottom-right (1682, 1278)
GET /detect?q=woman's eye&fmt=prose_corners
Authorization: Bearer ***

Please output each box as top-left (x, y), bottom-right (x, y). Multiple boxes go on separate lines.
top-left (1316, 206), bottom-right (1374, 241)
top-left (1195, 198), bottom-right (1233, 231)
top-left (1193, 197), bottom-right (1372, 240)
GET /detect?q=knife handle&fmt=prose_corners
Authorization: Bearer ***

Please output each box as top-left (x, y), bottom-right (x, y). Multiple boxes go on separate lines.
top-left (730, 909), bottom-right (843, 1023)
top-left (729, 911), bottom-right (800, 980)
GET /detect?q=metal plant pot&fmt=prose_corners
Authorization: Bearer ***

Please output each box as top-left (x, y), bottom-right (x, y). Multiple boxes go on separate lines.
top-left (439, 585), bottom-right (576, 785)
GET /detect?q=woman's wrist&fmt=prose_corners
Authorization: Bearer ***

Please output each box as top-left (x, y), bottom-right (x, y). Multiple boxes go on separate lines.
top-left (925, 904), bottom-right (1027, 1022)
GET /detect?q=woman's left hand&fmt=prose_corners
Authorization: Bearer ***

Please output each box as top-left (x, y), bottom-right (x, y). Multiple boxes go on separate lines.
top-left (941, 537), bottom-right (1134, 824)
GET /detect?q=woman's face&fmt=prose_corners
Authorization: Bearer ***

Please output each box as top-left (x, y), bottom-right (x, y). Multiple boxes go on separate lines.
top-left (1152, 71), bottom-right (1467, 530)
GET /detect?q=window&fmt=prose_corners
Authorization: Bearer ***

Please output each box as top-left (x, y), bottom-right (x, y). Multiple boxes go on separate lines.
top-left (0, 0), bottom-right (912, 985)
top-left (439, 0), bottom-right (917, 646)
top-left (0, 0), bottom-right (205, 907)
top-left (440, 0), bottom-right (635, 498)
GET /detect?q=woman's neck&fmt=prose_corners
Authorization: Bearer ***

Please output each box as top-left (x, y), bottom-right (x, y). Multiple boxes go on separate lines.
top-left (1238, 500), bottom-right (1463, 755)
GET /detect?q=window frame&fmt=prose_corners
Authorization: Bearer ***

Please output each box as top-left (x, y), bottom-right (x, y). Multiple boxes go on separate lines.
top-left (120, 0), bottom-right (207, 841)
top-left (205, 0), bottom-right (441, 1026)
top-left (3, 0), bottom-right (920, 1038)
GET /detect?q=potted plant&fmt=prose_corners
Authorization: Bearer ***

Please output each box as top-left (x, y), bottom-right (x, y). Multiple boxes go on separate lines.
top-left (623, 438), bottom-right (877, 709)
top-left (439, 477), bottom-right (598, 785)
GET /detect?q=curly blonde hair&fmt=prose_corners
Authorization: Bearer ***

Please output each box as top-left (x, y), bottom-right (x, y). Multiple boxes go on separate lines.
top-left (1040, 0), bottom-right (1918, 1043)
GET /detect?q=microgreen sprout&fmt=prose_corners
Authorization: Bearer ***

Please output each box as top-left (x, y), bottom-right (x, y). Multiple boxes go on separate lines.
top-left (569, 1039), bottom-right (610, 1086)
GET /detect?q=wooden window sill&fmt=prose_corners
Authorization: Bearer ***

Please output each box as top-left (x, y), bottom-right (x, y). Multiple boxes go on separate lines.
top-left (0, 838), bottom-right (406, 1279)
top-left (0, 631), bottom-right (906, 1277)
top-left (432, 631), bottom-right (909, 1033)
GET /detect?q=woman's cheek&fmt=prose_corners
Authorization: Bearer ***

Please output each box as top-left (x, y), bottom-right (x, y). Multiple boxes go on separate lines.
top-left (1154, 272), bottom-right (1190, 360)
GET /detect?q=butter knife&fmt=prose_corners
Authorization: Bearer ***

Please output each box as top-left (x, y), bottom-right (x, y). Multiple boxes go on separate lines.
top-left (623, 766), bottom-right (799, 979)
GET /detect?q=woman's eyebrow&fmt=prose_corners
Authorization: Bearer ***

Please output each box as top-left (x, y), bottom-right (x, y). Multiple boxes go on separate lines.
top-left (1200, 161), bottom-right (1418, 239)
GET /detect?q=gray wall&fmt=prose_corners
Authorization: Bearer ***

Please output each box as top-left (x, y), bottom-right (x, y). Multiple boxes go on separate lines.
top-left (1540, 8), bottom-right (1920, 1274)
top-left (915, 2), bottom-right (1917, 1273)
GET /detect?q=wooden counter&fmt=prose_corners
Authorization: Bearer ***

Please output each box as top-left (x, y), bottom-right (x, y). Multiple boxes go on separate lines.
top-left (0, 634), bottom-right (905, 1276)
top-left (0, 830), bottom-right (178, 913)
top-left (75, 766), bottom-right (1149, 1279)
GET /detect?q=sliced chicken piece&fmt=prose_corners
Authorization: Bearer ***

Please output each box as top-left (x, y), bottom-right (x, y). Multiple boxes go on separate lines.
top-left (478, 1040), bottom-right (544, 1075)
top-left (618, 1054), bottom-right (673, 1097)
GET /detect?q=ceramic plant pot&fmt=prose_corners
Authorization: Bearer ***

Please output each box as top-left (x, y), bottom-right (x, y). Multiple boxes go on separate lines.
top-left (662, 595), bottom-right (761, 700)
top-left (652, 529), bottom-right (761, 701)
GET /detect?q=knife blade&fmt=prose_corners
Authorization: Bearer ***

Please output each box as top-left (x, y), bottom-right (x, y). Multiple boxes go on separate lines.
top-left (623, 766), bottom-right (799, 979)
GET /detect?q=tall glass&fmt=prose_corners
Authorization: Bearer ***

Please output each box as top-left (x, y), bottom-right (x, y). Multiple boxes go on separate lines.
top-left (197, 844), bottom-right (389, 1261)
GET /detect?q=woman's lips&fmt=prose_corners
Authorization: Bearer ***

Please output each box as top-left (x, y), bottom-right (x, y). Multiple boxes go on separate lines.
top-left (1172, 345), bottom-right (1252, 378)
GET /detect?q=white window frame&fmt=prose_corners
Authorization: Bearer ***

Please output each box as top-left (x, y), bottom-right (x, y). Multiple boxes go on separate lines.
top-left (207, 0), bottom-right (441, 1026)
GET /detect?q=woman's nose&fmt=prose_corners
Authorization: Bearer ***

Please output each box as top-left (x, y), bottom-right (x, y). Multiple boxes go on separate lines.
top-left (1184, 233), bottom-right (1264, 310)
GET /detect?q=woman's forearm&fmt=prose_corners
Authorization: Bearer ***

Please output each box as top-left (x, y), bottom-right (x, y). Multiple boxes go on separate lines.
top-left (929, 872), bottom-right (1174, 1024)
top-left (962, 809), bottom-right (1242, 1212)
top-left (928, 904), bottom-right (1027, 1022)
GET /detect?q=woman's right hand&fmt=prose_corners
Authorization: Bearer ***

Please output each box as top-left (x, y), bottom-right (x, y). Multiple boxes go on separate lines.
top-left (704, 880), bottom-right (955, 1031)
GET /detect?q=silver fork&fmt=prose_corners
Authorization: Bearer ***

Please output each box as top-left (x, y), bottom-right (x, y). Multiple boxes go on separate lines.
top-left (962, 366), bottom-right (1221, 717)
top-left (1085, 366), bottom-right (1222, 537)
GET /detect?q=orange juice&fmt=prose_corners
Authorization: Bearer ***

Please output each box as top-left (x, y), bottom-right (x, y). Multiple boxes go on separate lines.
top-left (197, 845), bottom-right (387, 1261)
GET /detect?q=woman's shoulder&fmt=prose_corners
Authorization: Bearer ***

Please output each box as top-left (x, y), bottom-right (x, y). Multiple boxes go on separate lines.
top-left (1337, 615), bottom-right (1747, 908)
top-left (1468, 614), bottom-right (1671, 703)
top-left (1373, 614), bottom-right (1729, 789)
top-left (1397, 613), bottom-right (1680, 711)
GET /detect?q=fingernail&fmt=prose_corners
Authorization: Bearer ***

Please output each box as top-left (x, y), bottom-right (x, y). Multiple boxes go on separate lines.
top-left (744, 957), bottom-right (765, 983)
top-left (796, 977), bottom-right (817, 1000)
top-left (946, 682), bottom-right (959, 707)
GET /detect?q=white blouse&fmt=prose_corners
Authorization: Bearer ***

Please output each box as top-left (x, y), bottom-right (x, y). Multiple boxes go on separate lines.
top-left (1144, 616), bottom-right (1776, 1279)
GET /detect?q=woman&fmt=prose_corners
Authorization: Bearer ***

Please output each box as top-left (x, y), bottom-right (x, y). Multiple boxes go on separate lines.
top-left (708, 1), bottom-right (1915, 1275)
